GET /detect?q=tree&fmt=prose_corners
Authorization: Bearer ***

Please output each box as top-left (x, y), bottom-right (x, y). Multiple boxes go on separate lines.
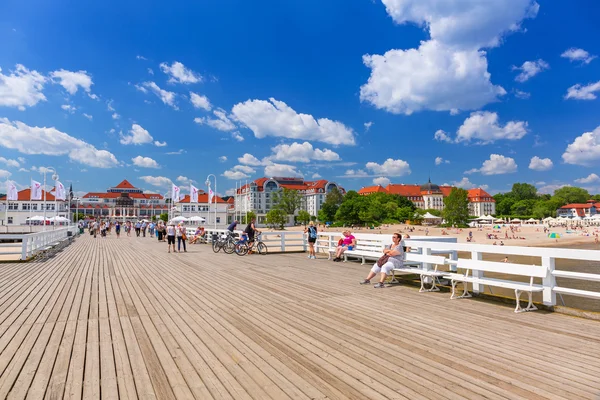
top-left (395, 207), bottom-right (413, 222)
top-left (242, 211), bottom-right (256, 224)
top-left (265, 209), bottom-right (287, 230)
top-left (73, 212), bottom-right (85, 222)
top-left (496, 197), bottom-right (516, 216)
top-left (319, 187), bottom-right (344, 222)
top-left (532, 199), bottom-right (562, 219)
top-left (592, 194), bottom-right (600, 202)
top-left (297, 210), bottom-right (311, 225)
top-left (510, 199), bottom-right (536, 216)
top-left (443, 188), bottom-right (469, 226)
top-left (159, 213), bottom-right (168, 222)
top-left (510, 183), bottom-right (538, 201)
top-left (273, 188), bottom-right (303, 216)
top-left (552, 187), bottom-right (590, 206)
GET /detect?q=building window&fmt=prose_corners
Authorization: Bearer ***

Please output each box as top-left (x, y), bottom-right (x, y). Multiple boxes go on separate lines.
top-left (8, 203), bottom-right (18, 210)
top-left (8, 217), bottom-right (13, 224)
top-left (216, 217), bottom-right (221, 223)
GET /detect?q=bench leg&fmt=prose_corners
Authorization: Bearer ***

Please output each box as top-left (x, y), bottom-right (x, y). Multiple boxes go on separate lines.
top-left (451, 280), bottom-right (471, 299)
top-left (388, 271), bottom-right (399, 285)
top-left (514, 290), bottom-right (538, 313)
top-left (419, 275), bottom-right (440, 293)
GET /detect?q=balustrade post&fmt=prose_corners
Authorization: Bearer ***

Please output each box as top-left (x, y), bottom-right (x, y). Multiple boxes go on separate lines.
top-left (422, 246), bottom-right (432, 272)
top-left (21, 238), bottom-right (28, 260)
top-left (302, 231), bottom-right (307, 252)
top-left (471, 251), bottom-right (483, 294)
top-left (280, 233), bottom-right (286, 252)
top-left (450, 251), bottom-right (458, 272)
top-left (542, 256), bottom-right (556, 307)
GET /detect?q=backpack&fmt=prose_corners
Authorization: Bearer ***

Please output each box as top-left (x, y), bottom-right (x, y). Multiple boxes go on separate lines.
top-left (308, 226), bottom-right (317, 239)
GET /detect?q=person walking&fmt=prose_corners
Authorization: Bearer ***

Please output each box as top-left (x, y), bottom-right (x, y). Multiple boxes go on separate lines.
top-left (156, 221), bottom-right (163, 242)
top-left (141, 221), bottom-right (147, 237)
top-left (135, 221), bottom-right (141, 237)
top-left (304, 221), bottom-right (318, 259)
top-left (149, 221), bottom-right (155, 238)
top-left (166, 222), bottom-right (176, 253)
top-left (115, 221), bottom-right (121, 238)
top-left (176, 222), bottom-right (187, 253)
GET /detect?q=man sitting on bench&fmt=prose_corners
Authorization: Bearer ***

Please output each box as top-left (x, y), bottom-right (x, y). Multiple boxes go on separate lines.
top-left (359, 233), bottom-right (405, 288)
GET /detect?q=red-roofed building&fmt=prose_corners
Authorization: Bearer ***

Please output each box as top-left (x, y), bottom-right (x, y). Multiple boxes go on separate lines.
top-left (358, 180), bottom-right (496, 216)
top-left (557, 203), bottom-right (597, 218)
top-left (0, 189), bottom-right (68, 225)
top-left (234, 177), bottom-right (345, 224)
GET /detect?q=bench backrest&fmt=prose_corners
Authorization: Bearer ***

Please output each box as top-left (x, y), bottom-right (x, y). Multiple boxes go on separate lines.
top-left (405, 253), bottom-right (446, 266)
top-left (457, 259), bottom-right (547, 278)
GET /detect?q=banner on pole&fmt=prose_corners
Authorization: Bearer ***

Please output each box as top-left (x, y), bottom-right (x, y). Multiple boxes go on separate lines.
top-left (208, 187), bottom-right (214, 204)
top-left (190, 184), bottom-right (199, 203)
top-left (31, 180), bottom-right (42, 200)
top-left (55, 180), bottom-right (66, 200)
top-left (6, 181), bottom-right (18, 201)
top-left (171, 184), bottom-right (180, 203)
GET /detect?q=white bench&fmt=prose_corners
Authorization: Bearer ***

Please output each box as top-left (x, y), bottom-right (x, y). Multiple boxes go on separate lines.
top-left (391, 253), bottom-right (448, 292)
top-left (444, 259), bottom-right (547, 313)
top-left (325, 236), bottom-right (387, 263)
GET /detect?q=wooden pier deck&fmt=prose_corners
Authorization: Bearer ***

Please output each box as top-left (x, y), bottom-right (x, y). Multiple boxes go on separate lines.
top-left (1, 234), bottom-right (600, 399)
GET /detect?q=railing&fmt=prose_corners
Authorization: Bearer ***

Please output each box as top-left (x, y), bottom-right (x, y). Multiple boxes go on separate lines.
top-left (404, 240), bottom-right (600, 307)
top-left (0, 227), bottom-right (75, 260)
top-left (185, 227), bottom-right (307, 252)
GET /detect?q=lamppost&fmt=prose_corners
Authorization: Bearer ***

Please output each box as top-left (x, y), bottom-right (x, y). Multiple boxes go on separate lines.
top-left (205, 174), bottom-right (217, 230)
top-left (41, 167), bottom-right (58, 232)
top-left (73, 197), bottom-right (80, 223)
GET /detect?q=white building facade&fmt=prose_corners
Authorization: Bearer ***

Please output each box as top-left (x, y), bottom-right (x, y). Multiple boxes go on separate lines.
top-left (0, 189), bottom-right (69, 226)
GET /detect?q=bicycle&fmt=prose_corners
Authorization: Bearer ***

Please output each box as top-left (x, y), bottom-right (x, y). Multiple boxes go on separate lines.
top-left (235, 233), bottom-right (268, 256)
top-left (212, 232), bottom-right (232, 253)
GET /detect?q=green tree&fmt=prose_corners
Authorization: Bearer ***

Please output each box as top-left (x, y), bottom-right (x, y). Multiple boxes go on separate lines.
top-left (552, 186), bottom-right (590, 206)
top-left (395, 207), bottom-right (413, 222)
top-left (335, 191), bottom-right (367, 225)
top-left (242, 211), bottom-right (256, 224)
top-left (159, 213), bottom-right (168, 222)
top-left (510, 183), bottom-right (538, 201)
top-left (510, 199), bottom-right (536, 216)
top-left (273, 188), bottom-right (303, 216)
top-left (496, 197), bottom-right (516, 216)
top-left (443, 188), bottom-right (469, 226)
top-left (297, 210), bottom-right (311, 225)
top-left (319, 187), bottom-right (344, 222)
top-left (73, 212), bottom-right (85, 222)
top-left (592, 194), bottom-right (600, 201)
top-left (265, 209), bottom-right (287, 229)
top-left (532, 199), bottom-right (562, 219)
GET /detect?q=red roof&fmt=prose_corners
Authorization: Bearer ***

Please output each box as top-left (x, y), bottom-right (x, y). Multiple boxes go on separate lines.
top-left (227, 197), bottom-right (235, 204)
top-left (467, 188), bottom-right (496, 202)
top-left (82, 192), bottom-right (163, 200)
top-left (385, 184), bottom-right (423, 197)
top-left (178, 194), bottom-right (226, 203)
top-left (0, 189), bottom-right (57, 201)
top-left (560, 203), bottom-right (594, 209)
top-left (358, 185), bottom-right (387, 195)
top-left (114, 179), bottom-right (136, 189)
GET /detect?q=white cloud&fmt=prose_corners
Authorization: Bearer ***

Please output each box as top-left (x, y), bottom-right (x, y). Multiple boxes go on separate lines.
top-left (268, 142), bottom-right (340, 163)
top-left (434, 129), bottom-right (453, 143)
top-left (194, 109), bottom-right (236, 131)
top-left (575, 173), bottom-right (600, 184)
top-left (159, 61), bottom-right (202, 84)
top-left (264, 163), bottom-right (302, 177)
top-left (0, 118), bottom-right (119, 168)
top-left (561, 48), bottom-right (596, 65)
top-left (514, 89), bottom-right (531, 99)
top-left (373, 177), bottom-right (390, 186)
top-left (232, 165), bottom-right (256, 174)
top-left (537, 183), bottom-right (569, 195)
top-left (139, 176), bottom-right (172, 188)
top-left (50, 69), bottom-right (93, 95)
top-left (18, 168), bottom-right (29, 172)
top-left (528, 156), bottom-right (553, 171)
top-left (512, 59), bottom-right (549, 82)
top-left (231, 98), bottom-right (355, 146)
top-left (219, 156), bottom-right (227, 162)
top-left (0, 169), bottom-right (11, 179)
top-left (344, 169), bottom-right (369, 178)
top-left (107, 100), bottom-right (116, 112)
top-left (0, 64), bottom-right (47, 110)
top-left (154, 140), bottom-right (167, 147)
top-left (238, 153), bottom-right (264, 166)
top-left (132, 156), bottom-right (160, 168)
top-left (0, 157), bottom-right (19, 168)
top-left (364, 121), bottom-right (373, 132)
top-left (120, 124), bottom-right (154, 145)
top-left (456, 111), bottom-right (528, 144)
top-left (564, 81), bottom-right (600, 100)
top-left (381, 0), bottom-right (538, 49)
top-left (452, 177), bottom-right (477, 189)
top-left (166, 149), bottom-right (186, 155)
top-left (435, 157), bottom-right (449, 165)
top-left (190, 92), bottom-right (211, 111)
top-left (231, 131), bottom-right (244, 142)
top-left (61, 104), bottom-right (76, 114)
top-left (467, 154), bottom-right (517, 175)
top-left (82, 113), bottom-right (93, 121)
top-left (136, 55), bottom-right (147, 61)
top-left (360, 0), bottom-right (537, 115)
top-left (147, 68), bottom-right (154, 75)
top-left (312, 173), bottom-right (322, 179)
top-left (136, 82), bottom-right (178, 109)
top-left (176, 176), bottom-right (196, 185)
top-left (112, 112), bottom-right (120, 120)
top-left (360, 42), bottom-right (506, 115)
top-left (222, 170), bottom-right (250, 180)
top-left (366, 158), bottom-right (411, 176)
top-left (562, 126), bottom-right (600, 166)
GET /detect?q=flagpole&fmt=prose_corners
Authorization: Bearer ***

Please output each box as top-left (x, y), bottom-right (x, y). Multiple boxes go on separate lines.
top-left (43, 170), bottom-right (47, 232)
top-left (4, 179), bottom-right (8, 230)
top-left (29, 179), bottom-right (33, 232)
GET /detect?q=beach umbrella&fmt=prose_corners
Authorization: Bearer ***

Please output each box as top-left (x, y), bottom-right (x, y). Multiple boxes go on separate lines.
top-left (548, 233), bottom-right (561, 239)
top-left (171, 216), bottom-right (188, 222)
top-left (189, 216), bottom-right (206, 222)
top-left (493, 225), bottom-right (502, 229)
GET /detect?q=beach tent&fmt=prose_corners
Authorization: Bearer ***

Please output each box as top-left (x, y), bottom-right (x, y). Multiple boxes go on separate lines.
top-left (189, 216), bottom-right (206, 222)
top-left (494, 218), bottom-right (504, 222)
top-left (511, 218), bottom-right (522, 223)
top-left (493, 224), bottom-right (502, 229)
top-left (485, 215), bottom-right (495, 220)
top-left (28, 216), bottom-right (48, 221)
top-left (171, 216), bottom-right (188, 222)
top-left (548, 233), bottom-right (561, 238)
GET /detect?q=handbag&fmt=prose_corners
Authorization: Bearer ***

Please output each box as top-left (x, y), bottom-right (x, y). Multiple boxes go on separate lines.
top-left (377, 254), bottom-right (390, 267)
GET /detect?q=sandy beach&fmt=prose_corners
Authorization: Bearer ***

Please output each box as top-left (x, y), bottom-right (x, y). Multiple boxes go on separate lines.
top-left (283, 223), bottom-right (600, 249)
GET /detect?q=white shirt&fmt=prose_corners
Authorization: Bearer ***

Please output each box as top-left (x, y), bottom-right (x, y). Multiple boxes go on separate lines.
top-left (166, 226), bottom-right (176, 236)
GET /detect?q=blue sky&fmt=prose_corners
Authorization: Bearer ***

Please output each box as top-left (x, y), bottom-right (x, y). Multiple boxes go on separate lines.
top-left (1, 0), bottom-right (600, 197)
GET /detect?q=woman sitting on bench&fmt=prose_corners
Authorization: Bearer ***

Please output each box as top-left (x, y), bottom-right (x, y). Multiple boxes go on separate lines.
top-left (360, 233), bottom-right (405, 288)
top-left (332, 230), bottom-right (356, 262)
top-left (189, 226), bottom-right (206, 244)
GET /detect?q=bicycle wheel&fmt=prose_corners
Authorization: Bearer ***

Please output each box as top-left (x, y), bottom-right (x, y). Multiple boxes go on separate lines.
top-left (212, 240), bottom-right (222, 253)
top-left (235, 242), bottom-right (248, 256)
top-left (223, 239), bottom-right (236, 254)
top-left (256, 242), bottom-right (268, 255)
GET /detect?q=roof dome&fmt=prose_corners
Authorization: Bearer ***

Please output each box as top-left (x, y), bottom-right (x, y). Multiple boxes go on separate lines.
top-left (420, 179), bottom-right (441, 193)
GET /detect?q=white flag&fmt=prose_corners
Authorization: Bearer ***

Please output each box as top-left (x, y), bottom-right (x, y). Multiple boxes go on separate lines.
top-left (55, 180), bottom-right (66, 200)
top-left (208, 187), bottom-right (215, 204)
top-left (6, 180), bottom-right (18, 201)
top-left (31, 180), bottom-right (42, 200)
top-left (171, 184), bottom-right (180, 203)
top-left (190, 184), bottom-right (199, 203)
